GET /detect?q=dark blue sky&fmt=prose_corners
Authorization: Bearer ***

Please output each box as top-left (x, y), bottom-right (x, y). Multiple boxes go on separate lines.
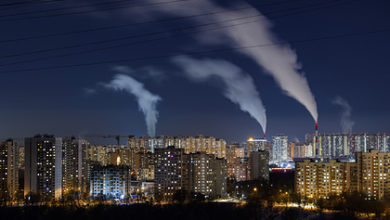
top-left (0, 0), bottom-right (389, 143)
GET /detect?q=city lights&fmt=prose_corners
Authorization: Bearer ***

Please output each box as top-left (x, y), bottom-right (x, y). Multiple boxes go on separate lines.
top-left (0, 0), bottom-right (388, 219)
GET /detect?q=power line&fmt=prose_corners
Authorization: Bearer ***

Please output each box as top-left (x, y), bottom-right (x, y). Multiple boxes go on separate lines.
top-left (0, 0), bottom-right (350, 67)
top-left (0, 0), bottom-right (188, 22)
top-left (0, 0), bottom-right (298, 44)
top-left (2, 27), bottom-right (389, 74)
top-left (0, 18), bottom-right (258, 67)
top-left (0, 0), bottom-right (344, 60)
top-left (0, 0), bottom-right (63, 7)
top-left (0, 0), bottom-right (146, 17)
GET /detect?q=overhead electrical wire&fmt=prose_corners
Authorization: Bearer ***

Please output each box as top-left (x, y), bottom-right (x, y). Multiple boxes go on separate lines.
top-left (0, 0), bottom-right (149, 17)
top-left (0, 0), bottom-right (346, 61)
top-left (0, 0), bottom-right (188, 22)
top-left (0, 0), bottom-right (298, 44)
top-left (2, 26), bottom-right (389, 74)
top-left (0, 0), bottom-right (63, 8)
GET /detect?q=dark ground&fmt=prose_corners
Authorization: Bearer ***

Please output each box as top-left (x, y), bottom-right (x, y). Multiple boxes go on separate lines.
top-left (0, 203), bottom-right (362, 220)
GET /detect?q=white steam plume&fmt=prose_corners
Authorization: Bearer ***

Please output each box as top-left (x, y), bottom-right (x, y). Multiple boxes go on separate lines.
top-left (104, 72), bottom-right (161, 136)
top-left (172, 55), bottom-right (267, 135)
top-left (135, 0), bottom-right (318, 122)
top-left (332, 96), bottom-right (354, 134)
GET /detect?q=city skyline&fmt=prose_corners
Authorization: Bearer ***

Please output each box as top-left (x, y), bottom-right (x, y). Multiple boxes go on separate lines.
top-left (1, 1), bottom-right (390, 218)
top-left (0, 0), bottom-right (389, 142)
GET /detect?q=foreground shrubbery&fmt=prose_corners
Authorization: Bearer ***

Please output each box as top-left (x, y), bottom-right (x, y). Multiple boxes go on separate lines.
top-left (0, 203), bottom-right (364, 220)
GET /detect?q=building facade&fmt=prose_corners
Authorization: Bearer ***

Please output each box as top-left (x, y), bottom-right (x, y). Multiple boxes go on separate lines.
top-left (289, 142), bottom-right (314, 159)
top-left (306, 133), bottom-right (390, 158)
top-left (186, 152), bottom-right (227, 198)
top-left (0, 139), bottom-right (19, 200)
top-left (89, 165), bottom-right (130, 200)
top-left (129, 136), bottom-right (227, 158)
top-left (62, 137), bottom-right (89, 195)
top-left (24, 135), bottom-right (62, 200)
top-left (296, 151), bottom-right (390, 201)
top-left (227, 158), bottom-right (248, 182)
top-left (249, 150), bottom-right (269, 181)
top-left (295, 159), bottom-right (357, 200)
top-left (154, 146), bottom-right (186, 198)
top-left (272, 136), bottom-right (288, 164)
top-left (356, 150), bottom-right (390, 200)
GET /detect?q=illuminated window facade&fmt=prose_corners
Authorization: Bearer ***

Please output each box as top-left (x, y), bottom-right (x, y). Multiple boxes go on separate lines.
top-left (154, 146), bottom-right (185, 197)
top-left (62, 137), bottom-right (89, 195)
top-left (295, 159), bottom-right (357, 200)
top-left (186, 153), bottom-right (227, 198)
top-left (249, 150), bottom-right (269, 181)
top-left (89, 165), bottom-right (129, 200)
top-left (272, 136), bottom-right (288, 164)
top-left (306, 133), bottom-right (390, 158)
top-left (129, 136), bottom-right (227, 159)
top-left (24, 135), bottom-right (62, 200)
top-left (357, 150), bottom-right (390, 200)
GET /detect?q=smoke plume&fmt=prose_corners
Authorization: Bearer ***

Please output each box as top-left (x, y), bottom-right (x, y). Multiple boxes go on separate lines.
top-left (172, 55), bottom-right (267, 135)
top-left (137, 0), bottom-right (318, 122)
top-left (104, 71), bottom-right (161, 136)
top-left (332, 96), bottom-right (354, 134)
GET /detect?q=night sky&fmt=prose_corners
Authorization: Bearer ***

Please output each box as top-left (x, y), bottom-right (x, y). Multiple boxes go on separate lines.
top-left (0, 0), bottom-right (389, 143)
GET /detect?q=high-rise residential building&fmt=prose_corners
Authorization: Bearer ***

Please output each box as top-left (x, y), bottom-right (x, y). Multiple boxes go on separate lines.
top-left (177, 136), bottom-right (227, 158)
top-left (288, 142), bottom-right (295, 161)
top-left (186, 152), bottom-right (226, 198)
top-left (247, 138), bottom-right (272, 158)
top-left (0, 139), bottom-right (19, 199)
top-left (356, 150), bottom-right (390, 200)
top-left (272, 136), bottom-right (288, 164)
top-left (0, 142), bottom-right (7, 199)
top-left (62, 137), bottom-right (89, 195)
top-left (295, 150), bottom-right (390, 201)
top-left (89, 165), bottom-right (129, 200)
top-left (352, 133), bottom-right (390, 153)
top-left (131, 151), bottom-right (154, 181)
top-left (226, 143), bottom-right (248, 181)
top-left (129, 136), bottom-right (227, 158)
top-left (154, 146), bottom-right (227, 199)
top-left (248, 138), bottom-right (266, 152)
top-left (17, 146), bottom-right (24, 195)
top-left (226, 143), bottom-right (244, 165)
top-left (84, 144), bottom-right (130, 166)
top-left (227, 158), bottom-right (248, 182)
top-left (310, 134), bottom-right (350, 158)
top-left (234, 144), bottom-right (245, 158)
top-left (18, 146), bottom-right (24, 168)
top-left (154, 146), bottom-right (186, 198)
top-left (211, 157), bottom-right (227, 197)
top-left (306, 133), bottom-right (390, 158)
top-left (249, 150), bottom-right (269, 181)
top-left (226, 143), bottom-right (244, 161)
top-left (84, 145), bottom-right (106, 165)
top-left (295, 159), bottom-right (357, 200)
top-left (24, 135), bottom-right (62, 200)
top-left (290, 142), bottom-right (314, 159)
top-left (106, 145), bottom-right (131, 166)
top-left (226, 146), bottom-right (236, 166)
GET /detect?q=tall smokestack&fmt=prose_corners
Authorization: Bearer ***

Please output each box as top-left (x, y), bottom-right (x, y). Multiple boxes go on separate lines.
top-left (315, 122), bottom-right (319, 143)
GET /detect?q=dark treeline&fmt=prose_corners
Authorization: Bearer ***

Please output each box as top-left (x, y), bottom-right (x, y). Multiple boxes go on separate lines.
top-left (0, 203), bottom-right (360, 220)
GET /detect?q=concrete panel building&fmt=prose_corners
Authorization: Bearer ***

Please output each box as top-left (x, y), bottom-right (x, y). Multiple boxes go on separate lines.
top-left (24, 135), bottom-right (62, 200)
